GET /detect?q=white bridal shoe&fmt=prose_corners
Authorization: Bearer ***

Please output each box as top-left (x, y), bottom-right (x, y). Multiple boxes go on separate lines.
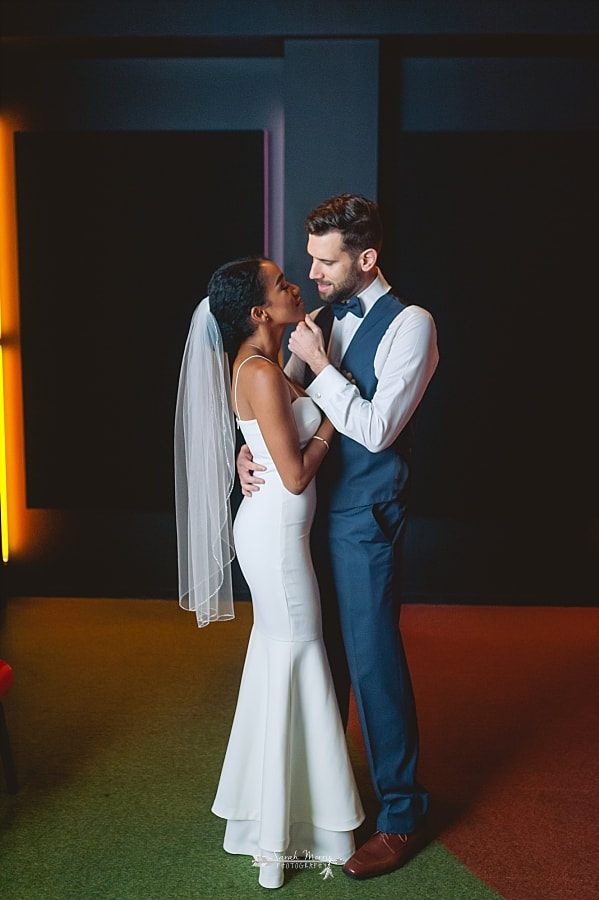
top-left (258, 850), bottom-right (284, 889)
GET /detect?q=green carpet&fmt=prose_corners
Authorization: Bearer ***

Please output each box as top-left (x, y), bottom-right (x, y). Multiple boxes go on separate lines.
top-left (0, 597), bottom-right (503, 899)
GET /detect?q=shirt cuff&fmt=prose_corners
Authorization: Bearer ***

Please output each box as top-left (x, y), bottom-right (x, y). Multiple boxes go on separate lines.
top-left (305, 363), bottom-right (348, 401)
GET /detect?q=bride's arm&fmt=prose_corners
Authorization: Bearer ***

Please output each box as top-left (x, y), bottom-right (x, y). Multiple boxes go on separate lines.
top-left (244, 360), bottom-right (334, 495)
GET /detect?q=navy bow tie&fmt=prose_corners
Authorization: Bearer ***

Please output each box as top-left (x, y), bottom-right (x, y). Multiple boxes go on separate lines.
top-left (331, 295), bottom-right (363, 320)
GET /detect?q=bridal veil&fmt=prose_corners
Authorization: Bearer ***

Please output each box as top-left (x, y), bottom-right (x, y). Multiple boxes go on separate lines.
top-left (174, 298), bottom-right (236, 627)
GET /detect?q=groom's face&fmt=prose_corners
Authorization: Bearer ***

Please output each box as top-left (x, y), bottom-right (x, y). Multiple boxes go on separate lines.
top-left (307, 231), bottom-right (363, 306)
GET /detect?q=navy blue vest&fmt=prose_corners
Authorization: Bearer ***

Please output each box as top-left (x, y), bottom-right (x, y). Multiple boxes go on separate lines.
top-left (314, 293), bottom-right (415, 511)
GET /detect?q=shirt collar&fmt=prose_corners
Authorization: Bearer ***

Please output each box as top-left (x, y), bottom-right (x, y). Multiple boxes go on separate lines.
top-left (357, 268), bottom-right (392, 315)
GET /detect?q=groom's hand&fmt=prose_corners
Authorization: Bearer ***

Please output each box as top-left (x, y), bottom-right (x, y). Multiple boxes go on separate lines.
top-left (288, 316), bottom-right (329, 377)
top-left (237, 443), bottom-right (266, 497)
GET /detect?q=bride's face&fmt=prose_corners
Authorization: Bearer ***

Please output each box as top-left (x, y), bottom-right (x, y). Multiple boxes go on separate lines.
top-left (260, 260), bottom-right (304, 325)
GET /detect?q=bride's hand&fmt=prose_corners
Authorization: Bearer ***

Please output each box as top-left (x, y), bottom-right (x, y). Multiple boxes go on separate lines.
top-left (237, 444), bottom-right (266, 497)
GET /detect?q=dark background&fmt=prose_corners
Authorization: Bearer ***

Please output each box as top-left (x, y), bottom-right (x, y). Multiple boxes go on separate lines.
top-left (1, 1), bottom-right (597, 603)
top-left (15, 130), bottom-right (264, 511)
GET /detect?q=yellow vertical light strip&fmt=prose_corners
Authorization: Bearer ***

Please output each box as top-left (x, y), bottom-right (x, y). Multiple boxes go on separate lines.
top-left (0, 342), bottom-right (8, 561)
top-left (0, 122), bottom-right (10, 562)
top-left (0, 115), bottom-right (26, 563)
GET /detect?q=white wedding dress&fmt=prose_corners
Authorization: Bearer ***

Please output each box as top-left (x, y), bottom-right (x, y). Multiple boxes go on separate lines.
top-left (212, 359), bottom-right (364, 868)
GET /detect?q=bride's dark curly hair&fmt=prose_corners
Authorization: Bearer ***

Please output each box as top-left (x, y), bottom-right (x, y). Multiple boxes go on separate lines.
top-left (208, 257), bottom-right (268, 357)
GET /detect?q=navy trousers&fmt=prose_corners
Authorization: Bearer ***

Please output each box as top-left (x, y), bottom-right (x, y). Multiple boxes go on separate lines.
top-left (311, 499), bottom-right (428, 834)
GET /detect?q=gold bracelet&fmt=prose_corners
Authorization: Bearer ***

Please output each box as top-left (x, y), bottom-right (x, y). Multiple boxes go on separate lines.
top-left (312, 435), bottom-right (330, 452)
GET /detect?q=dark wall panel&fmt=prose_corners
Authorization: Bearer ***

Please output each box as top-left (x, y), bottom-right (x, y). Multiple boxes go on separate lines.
top-left (378, 45), bottom-right (598, 603)
top-left (383, 133), bottom-right (598, 602)
top-left (15, 130), bottom-right (265, 512)
top-left (387, 131), bottom-right (598, 516)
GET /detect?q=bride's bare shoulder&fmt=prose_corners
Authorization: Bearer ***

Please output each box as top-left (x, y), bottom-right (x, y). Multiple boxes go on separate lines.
top-left (234, 354), bottom-right (287, 398)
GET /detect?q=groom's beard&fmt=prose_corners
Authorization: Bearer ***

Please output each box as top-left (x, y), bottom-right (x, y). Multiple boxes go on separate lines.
top-left (314, 265), bottom-right (362, 306)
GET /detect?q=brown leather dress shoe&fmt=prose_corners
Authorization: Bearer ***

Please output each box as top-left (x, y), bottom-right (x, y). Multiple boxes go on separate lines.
top-left (342, 829), bottom-right (427, 880)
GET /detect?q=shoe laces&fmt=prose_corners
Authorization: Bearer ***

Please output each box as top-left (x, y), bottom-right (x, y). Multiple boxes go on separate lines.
top-left (379, 831), bottom-right (408, 846)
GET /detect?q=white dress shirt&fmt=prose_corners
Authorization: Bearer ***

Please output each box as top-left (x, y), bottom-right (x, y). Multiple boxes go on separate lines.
top-left (285, 270), bottom-right (439, 453)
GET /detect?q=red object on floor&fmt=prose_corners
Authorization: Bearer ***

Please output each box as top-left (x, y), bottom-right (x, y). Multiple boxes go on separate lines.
top-left (0, 659), bottom-right (14, 694)
top-left (0, 658), bottom-right (18, 793)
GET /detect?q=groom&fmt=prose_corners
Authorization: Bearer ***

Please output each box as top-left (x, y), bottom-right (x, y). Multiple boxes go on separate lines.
top-left (239, 194), bottom-right (439, 879)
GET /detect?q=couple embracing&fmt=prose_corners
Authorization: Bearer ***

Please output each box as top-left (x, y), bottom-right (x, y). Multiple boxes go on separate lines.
top-left (175, 194), bottom-right (439, 888)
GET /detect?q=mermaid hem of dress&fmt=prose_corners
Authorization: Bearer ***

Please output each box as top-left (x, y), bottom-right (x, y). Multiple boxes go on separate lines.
top-left (219, 817), bottom-right (359, 862)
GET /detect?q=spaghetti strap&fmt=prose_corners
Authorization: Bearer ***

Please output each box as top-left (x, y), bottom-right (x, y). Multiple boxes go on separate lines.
top-left (233, 354), bottom-right (272, 418)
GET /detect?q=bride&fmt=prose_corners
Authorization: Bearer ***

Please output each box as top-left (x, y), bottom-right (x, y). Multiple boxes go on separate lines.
top-left (174, 257), bottom-right (364, 889)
